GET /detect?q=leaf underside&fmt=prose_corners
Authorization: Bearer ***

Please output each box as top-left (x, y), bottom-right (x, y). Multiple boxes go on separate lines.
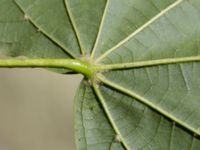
top-left (1, 0), bottom-right (200, 149)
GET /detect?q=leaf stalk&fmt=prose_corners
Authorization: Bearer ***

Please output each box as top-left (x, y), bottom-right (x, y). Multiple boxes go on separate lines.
top-left (0, 58), bottom-right (95, 78)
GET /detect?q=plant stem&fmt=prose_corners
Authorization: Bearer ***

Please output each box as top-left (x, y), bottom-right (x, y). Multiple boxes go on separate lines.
top-left (0, 58), bottom-right (94, 78)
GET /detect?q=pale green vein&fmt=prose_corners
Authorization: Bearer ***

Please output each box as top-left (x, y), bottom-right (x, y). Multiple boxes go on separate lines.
top-left (169, 122), bottom-right (175, 150)
top-left (95, 0), bottom-right (183, 63)
top-left (90, 0), bottom-right (110, 59)
top-left (95, 56), bottom-right (200, 71)
top-left (189, 136), bottom-right (195, 150)
top-left (97, 75), bottom-right (200, 136)
top-left (64, 0), bottom-right (85, 55)
top-left (14, 0), bottom-right (77, 58)
top-left (80, 84), bottom-right (88, 149)
top-left (93, 83), bottom-right (129, 150)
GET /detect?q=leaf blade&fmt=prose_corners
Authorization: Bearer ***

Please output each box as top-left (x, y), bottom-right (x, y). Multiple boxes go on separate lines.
top-left (15, 0), bottom-right (81, 58)
top-left (74, 81), bottom-right (125, 150)
top-left (95, 83), bottom-right (200, 149)
top-left (98, 62), bottom-right (200, 136)
top-left (91, 0), bottom-right (179, 59)
top-left (64, 0), bottom-right (107, 55)
top-left (97, 1), bottom-right (200, 65)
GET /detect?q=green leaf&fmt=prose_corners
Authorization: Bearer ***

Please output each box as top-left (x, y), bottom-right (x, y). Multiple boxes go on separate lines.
top-left (64, 0), bottom-right (107, 55)
top-left (94, 84), bottom-right (200, 149)
top-left (2, 0), bottom-right (200, 149)
top-left (15, 0), bottom-right (81, 58)
top-left (0, 0), bottom-right (78, 73)
top-left (76, 0), bottom-right (200, 149)
top-left (74, 81), bottom-right (125, 150)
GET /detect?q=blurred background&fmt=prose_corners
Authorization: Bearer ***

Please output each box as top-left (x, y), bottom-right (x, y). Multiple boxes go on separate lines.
top-left (0, 68), bottom-right (82, 150)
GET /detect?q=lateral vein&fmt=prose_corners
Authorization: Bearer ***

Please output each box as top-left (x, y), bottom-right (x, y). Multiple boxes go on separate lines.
top-left (93, 83), bottom-right (130, 150)
top-left (64, 0), bottom-right (85, 55)
top-left (90, 0), bottom-right (110, 59)
top-left (95, 55), bottom-right (200, 71)
top-left (97, 75), bottom-right (200, 136)
top-left (14, 0), bottom-right (77, 58)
